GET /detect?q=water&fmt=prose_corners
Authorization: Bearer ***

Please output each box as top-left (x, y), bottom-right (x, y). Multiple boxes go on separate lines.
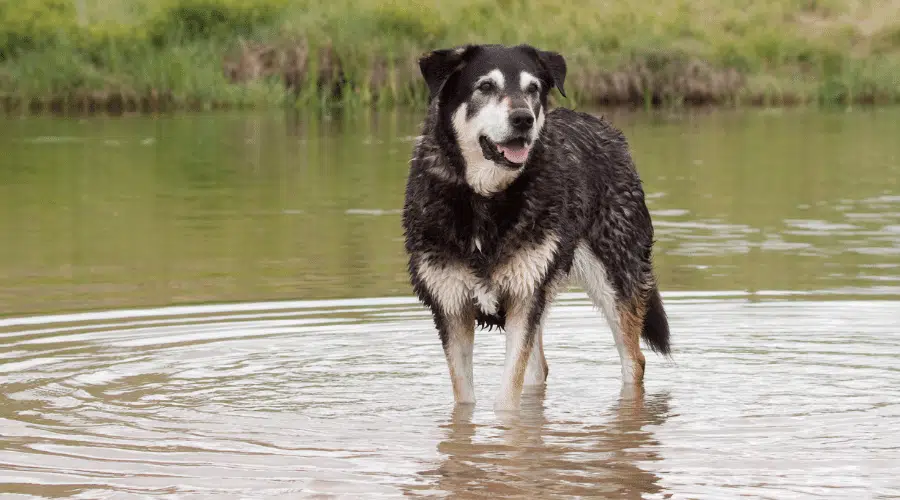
top-left (1, 108), bottom-right (899, 498)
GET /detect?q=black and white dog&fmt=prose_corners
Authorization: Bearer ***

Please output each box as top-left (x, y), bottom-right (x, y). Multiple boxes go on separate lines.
top-left (402, 44), bottom-right (670, 411)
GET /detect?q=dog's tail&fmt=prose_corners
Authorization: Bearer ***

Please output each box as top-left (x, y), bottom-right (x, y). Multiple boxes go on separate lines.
top-left (641, 285), bottom-right (671, 356)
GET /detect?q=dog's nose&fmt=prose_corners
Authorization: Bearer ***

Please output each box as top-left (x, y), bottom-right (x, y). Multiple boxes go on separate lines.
top-left (509, 109), bottom-right (534, 131)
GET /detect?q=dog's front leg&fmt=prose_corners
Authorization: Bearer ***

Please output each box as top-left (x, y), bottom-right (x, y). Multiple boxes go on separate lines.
top-left (494, 298), bottom-right (545, 411)
top-left (436, 308), bottom-right (477, 405)
top-left (411, 257), bottom-right (480, 405)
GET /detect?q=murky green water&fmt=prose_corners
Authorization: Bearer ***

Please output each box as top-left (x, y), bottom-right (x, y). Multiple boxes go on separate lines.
top-left (1, 108), bottom-right (899, 498)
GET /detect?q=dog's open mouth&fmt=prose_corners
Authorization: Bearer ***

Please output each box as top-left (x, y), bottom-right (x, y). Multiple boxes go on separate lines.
top-left (479, 136), bottom-right (531, 168)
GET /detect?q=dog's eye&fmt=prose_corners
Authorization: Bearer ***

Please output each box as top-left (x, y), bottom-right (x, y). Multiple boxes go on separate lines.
top-left (526, 82), bottom-right (539, 94)
top-left (478, 81), bottom-right (495, 93)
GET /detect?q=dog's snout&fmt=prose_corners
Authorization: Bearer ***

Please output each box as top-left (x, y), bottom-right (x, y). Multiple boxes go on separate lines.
top-left (509, 109), bottom-right (534, 131)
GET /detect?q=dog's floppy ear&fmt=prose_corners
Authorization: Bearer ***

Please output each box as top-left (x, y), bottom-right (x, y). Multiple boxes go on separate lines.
top-left (538, 50), bottom-right (567, 98)
top-left (419, 45), bottom-right (476, 100)
top-left (521, 46), bottom-right (567, 98)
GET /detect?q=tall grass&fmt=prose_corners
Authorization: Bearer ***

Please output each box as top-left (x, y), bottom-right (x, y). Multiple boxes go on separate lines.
top-left (1, 0), bottom-right (899, 112)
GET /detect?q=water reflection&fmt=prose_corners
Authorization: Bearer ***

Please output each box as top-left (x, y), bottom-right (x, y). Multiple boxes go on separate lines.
top-left (416, 386), bottom-right (671, 499)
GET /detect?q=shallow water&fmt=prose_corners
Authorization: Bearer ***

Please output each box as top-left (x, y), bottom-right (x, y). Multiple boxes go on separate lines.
top-left (1, 108), bottom-right (900, 498)
top-left (1, 293), bottom-right (899, 498)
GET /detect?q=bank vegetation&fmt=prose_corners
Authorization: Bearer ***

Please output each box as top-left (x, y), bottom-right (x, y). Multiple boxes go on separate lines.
top-left (1, 0), bottom-right (899, 112)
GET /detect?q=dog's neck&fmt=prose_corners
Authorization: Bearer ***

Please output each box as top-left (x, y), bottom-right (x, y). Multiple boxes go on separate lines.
top-left (461, 155), bottom-right (525, 197)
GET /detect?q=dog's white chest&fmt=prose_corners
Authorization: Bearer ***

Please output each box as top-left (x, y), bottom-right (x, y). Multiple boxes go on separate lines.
top-left (416, 234), bottom-right (560, 318)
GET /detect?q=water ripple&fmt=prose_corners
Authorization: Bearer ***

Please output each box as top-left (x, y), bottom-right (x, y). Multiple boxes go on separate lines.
top-left (1, 291), bottom-right (899, 498)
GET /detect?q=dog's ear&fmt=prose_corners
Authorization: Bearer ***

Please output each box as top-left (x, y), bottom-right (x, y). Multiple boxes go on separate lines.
top-left (520, 46), bottom-right (567, 98)
top-left (418, 45), bottom-right (476, 100)
top-left (537, 50), bottom-right (567, 98)
top-left (538, 50), bottom-right (566, 97)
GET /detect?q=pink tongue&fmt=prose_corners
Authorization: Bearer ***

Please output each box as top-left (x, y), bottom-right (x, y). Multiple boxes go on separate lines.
top-left (498, 144), bottom-right (530, 164)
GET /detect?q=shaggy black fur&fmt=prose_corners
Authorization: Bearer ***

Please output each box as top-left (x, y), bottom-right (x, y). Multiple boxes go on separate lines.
top-left (402, 44), bottom-right (670, 357)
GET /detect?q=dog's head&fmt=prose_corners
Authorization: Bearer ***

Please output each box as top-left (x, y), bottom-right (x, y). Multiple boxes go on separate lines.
top-left (419, 44), bottom-right (566, 179)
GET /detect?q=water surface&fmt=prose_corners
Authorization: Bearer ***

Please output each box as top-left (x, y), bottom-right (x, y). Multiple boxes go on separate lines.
top-left (2, 108), bottom-right (899, 315)
top-left (1, 108), bottom-right (899, 498)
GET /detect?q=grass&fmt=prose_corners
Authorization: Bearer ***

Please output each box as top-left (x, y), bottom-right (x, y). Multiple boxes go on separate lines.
top-left (1, 0), bottom-right (900, 113)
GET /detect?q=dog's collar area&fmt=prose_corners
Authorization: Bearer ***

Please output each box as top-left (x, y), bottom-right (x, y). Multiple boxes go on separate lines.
top-left (478, 135), bottom-right (531, 169)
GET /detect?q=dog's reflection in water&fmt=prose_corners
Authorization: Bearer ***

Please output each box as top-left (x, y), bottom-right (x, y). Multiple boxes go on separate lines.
top-left (413, 386), bottom-right (671, 499)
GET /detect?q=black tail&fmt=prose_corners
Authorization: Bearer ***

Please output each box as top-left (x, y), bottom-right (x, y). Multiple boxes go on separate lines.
top-left (642, 286), bottom-right (671, 356)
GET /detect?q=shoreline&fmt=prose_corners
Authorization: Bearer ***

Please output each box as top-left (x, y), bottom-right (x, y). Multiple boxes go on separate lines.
top-left (2, 91), bottom-right (898, 118)
top-left (3, 50), bottom-right (898, 115)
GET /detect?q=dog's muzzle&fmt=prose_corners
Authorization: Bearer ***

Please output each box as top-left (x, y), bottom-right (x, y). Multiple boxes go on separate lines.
top-left (479, 135), bottom-right (532, 168)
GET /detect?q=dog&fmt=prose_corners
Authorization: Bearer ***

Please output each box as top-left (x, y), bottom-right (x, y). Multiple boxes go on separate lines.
top-left (401, 44), bottom-right (670, 411)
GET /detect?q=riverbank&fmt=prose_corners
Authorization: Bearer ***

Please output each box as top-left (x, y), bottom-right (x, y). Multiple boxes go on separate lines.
top-left (2, 0), bottom-right (899, 113)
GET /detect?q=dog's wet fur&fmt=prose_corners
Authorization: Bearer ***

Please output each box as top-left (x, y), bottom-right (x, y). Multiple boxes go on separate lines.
top-left (402, 44), bottom-right (671, 410)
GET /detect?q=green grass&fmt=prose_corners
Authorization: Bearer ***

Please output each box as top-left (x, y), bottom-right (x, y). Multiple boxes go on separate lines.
top-left (1, 0), bottom-right (900, 112)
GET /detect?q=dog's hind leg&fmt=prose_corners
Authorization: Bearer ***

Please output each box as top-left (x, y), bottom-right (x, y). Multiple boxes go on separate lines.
top-left (572, 243), bottom-right (646, 385)
top-left (523, 322), bottom-right (548, 388)
top-left (613, 300), bottom-right (647, 384)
